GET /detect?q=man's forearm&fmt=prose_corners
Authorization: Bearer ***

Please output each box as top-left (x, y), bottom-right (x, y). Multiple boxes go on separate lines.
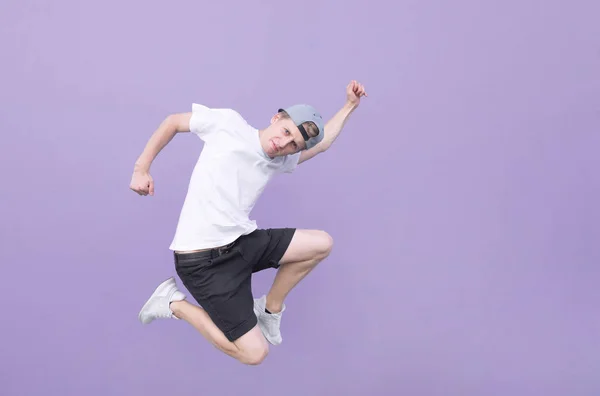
top-left (134, 115), bottom-right (181, 172)
top-left (319, 102), bottom-right (358, 152)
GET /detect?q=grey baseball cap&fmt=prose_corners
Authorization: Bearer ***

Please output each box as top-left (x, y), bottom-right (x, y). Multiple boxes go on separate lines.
top-left (278, 104), bottom-right (325, 150)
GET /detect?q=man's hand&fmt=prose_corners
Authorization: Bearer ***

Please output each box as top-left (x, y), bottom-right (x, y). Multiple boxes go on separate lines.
top-left (130, 169), bottom-right (155, 196)
top-left (346, 80), bottom-right (368, 107)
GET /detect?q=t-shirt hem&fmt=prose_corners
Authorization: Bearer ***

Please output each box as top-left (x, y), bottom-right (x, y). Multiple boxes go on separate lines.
top-left (168, 225), bottom-right (258, 251)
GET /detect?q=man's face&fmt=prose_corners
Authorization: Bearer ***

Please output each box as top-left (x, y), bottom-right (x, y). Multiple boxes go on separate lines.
top-left (261, 114), bottom-right (316, 158)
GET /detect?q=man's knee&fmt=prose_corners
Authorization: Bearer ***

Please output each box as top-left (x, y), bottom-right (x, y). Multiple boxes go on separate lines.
top-left (241, 344), bottom-right (269, 365)
top-left (314, 230), bottom-right (334, 259)
top-left (280, 229), bottom-right (334, 265)
top-left (234, 326), bottom-right (270, 365)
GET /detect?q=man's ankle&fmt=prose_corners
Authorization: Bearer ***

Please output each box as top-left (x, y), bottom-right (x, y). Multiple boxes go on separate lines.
top-left (170, 300), bottom-right (185, 319)
top-left (265, 296), bottom-right (282, 314)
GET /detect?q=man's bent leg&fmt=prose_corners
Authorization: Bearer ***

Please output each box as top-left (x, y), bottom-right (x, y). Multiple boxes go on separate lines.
top-left (266, 229), bottom-right (333, 313)
top-left (172, 244), bottom-right (270, 365)
top-left (138, 276), bottom-right (268, 365)
top-left (253, 229), bottom-right (333, 345)
top-left (170, 300), bottom-right (268, 365)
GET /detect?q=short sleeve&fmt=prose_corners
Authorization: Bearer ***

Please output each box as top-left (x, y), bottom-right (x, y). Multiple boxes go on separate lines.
top-left (188, 103), bottom-right (227, 140)
top-left (280, 152), bottom-right (301, 173)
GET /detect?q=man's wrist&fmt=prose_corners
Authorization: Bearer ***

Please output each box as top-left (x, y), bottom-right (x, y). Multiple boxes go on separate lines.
top-left (134, 161), bottom-right (150, 173)
top-left (343, 101), bottom-right (359, 113)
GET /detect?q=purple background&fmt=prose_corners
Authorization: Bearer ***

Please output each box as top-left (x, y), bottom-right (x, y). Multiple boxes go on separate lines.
top-left (2, 0), bottom-right (599, 395)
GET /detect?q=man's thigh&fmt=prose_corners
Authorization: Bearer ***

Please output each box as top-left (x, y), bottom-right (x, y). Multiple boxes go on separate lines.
top-left (279, 229), bottom-right (334, 265)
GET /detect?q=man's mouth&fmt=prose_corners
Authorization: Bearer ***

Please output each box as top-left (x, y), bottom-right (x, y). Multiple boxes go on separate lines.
top-left (271, 140), bottom-right (278, 153)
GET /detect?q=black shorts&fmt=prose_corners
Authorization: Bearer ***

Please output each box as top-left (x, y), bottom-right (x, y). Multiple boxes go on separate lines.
top-left (173, 228), bottom-right (296, 342)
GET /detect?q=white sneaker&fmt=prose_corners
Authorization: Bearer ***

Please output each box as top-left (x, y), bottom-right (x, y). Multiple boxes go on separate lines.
top-left (253, 295), bottom-right (285, 345)
top-left (138, 277), bottom-right (186, 324)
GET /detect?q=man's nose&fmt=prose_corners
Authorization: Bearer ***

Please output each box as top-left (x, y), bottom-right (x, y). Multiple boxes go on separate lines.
top-left (281, 135), bottom-right (294, 146)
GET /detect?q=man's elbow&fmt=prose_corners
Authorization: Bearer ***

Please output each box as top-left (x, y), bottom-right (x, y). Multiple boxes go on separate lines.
top-left (165, 112), bottom-right (192, 133)
top-left (315, 141), bottom-right (331, 153)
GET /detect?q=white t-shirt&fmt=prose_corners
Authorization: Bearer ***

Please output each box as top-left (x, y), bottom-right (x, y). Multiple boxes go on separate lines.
top-left (168, 103), bottom-right (300, 251)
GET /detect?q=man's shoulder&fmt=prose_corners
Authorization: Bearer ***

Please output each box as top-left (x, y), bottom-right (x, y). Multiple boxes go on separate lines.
top-left (189, 104), bottom-right (257, 142)
top-left (192, 103), bottom-right (245, 121)
top-left (222, 108), bottom-right (248, 125)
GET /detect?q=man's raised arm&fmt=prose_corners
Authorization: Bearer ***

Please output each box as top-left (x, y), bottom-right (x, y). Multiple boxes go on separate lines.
top-left (298, 80), bottom-right (367, 165)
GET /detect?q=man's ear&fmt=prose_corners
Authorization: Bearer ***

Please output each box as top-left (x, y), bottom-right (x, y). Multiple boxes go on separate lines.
top-left (270, 113), bottom-right (281, 125)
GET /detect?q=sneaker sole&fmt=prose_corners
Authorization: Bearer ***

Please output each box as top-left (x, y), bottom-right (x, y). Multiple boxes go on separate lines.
top-left (138, 277), bottom-right (175, 324)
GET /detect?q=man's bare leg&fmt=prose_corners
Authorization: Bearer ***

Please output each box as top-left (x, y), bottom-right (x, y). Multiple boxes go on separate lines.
top-left (138, 277), bottom-right (268, 365)
top-left (253, 230), bottom-right (333, 345)
top-left (170, 300), bottom-right (268, 365)
top-left (265, 229), bottom-right (333, 312)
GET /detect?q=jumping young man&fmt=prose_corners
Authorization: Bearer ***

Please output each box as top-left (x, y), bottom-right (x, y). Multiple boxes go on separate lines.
top-left (130, 80), bottom-right (367, 365)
